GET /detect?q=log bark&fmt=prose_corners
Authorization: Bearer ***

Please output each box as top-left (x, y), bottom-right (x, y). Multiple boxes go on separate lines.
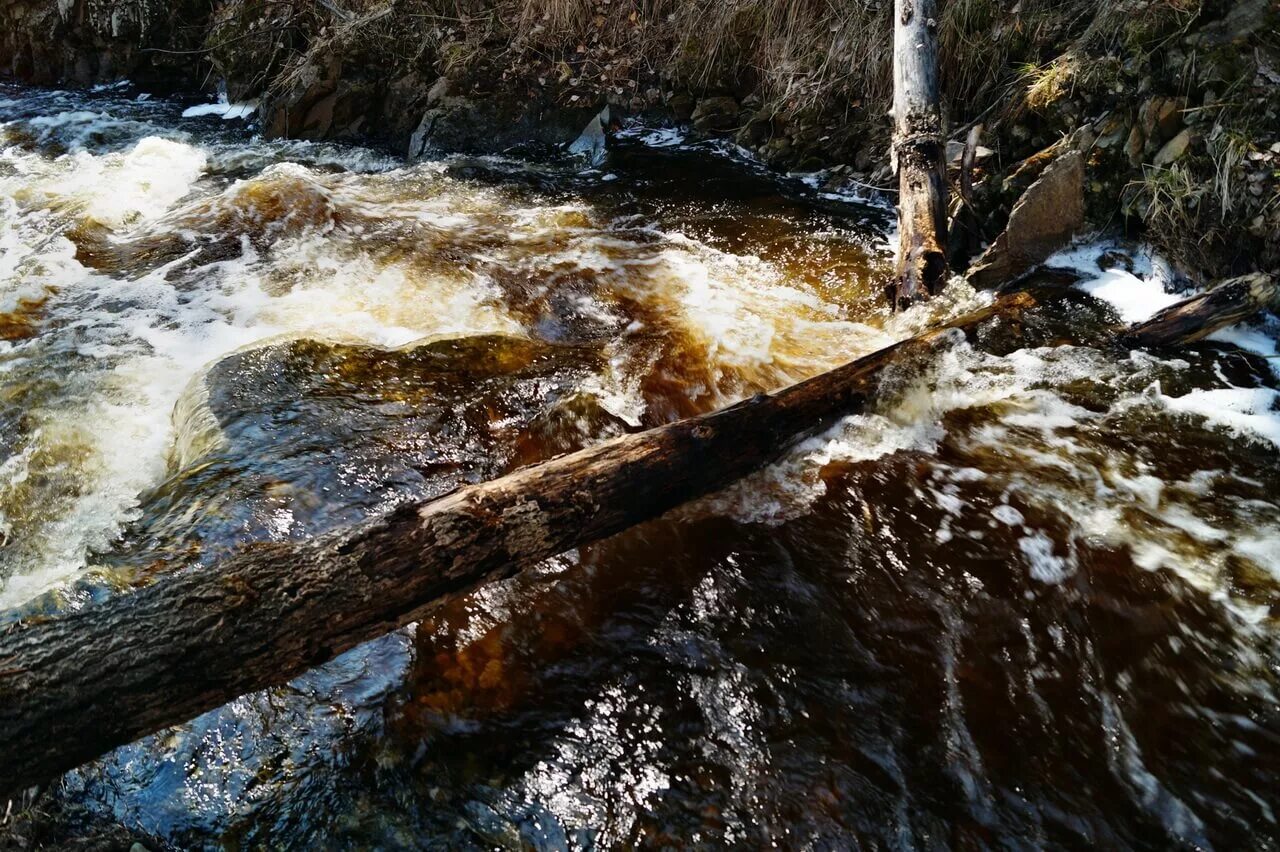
top-left (2, 273), bottom-right (1278, 799)
top-left (0, 295), bottom-right (1035, 799)
top-left (890, 0), bottom-right (949, 310)
top-left (1122, 273), bottom-right (1278, 347)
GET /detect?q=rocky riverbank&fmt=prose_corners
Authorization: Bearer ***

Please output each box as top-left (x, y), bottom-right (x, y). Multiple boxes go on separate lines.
top-left (2, 0), bottom-right (1277, 280)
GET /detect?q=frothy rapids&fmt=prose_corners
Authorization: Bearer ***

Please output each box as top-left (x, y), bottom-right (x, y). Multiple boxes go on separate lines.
top-left (1, 83), bottom-right (1277, 848)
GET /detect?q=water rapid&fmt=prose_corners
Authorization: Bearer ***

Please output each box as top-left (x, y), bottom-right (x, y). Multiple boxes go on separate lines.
top-left (1, 82), bottom-right (1277, 849)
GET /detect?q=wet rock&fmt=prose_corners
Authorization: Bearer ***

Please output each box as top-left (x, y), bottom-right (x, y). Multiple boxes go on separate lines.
top-left (690, 96), bottom-right (739, 132)
top-left (854, 145), bottom-right (876, 171)
top-left (1140, 96), bottom-right (1185, 152)
top-left (0, 0), bottom-right (207, 88)
top-left (1097, 249), bottom-right (1135, 273)
top-left (735, 113), bottom-right (773, 148)
top-left (967, 151), bottom-right (1085, 289)
top-left (105, 334), bottom-right (611, 571)
top-left (1126, 123), bottom-right (1146, 167)
top-left (1153, 128), bottom-right (1195, 166)
top-left (568, 106), bottom-right (610, 166)
top-left (408, 94), bottom-right (603, 157)
top-left (759, 135), bottom-right (793, 166)
top-left (666, 92), bottom-right (696, 121)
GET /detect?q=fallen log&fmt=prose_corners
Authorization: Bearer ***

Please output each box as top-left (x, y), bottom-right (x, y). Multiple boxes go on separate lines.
top-left (1122, 273), bottom-right (1278, 347)
top-left (0, 294), bottom-right (1030, 799)
top-left (890, 0), bottom-right (949, 310)
top-left (2, 274), bottom-right (1277, 800)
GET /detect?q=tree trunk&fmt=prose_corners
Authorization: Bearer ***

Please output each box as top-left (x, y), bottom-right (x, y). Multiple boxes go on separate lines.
top-left (2, 275), bottom-right (1278, 799)
top-left (890, 0), bottom-right (949, 310)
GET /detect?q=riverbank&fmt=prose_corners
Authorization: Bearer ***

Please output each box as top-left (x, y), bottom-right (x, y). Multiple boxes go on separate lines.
top-left (2, 0), bottom-right (1277, 282)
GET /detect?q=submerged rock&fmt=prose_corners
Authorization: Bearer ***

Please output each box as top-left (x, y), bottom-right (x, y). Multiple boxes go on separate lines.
top-left (103, 334), bottom-right (622, 574)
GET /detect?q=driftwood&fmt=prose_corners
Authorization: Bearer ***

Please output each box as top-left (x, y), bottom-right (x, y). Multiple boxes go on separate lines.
top-left (1, 274), bottom-right (1277, 800)
top-left (1123, 273), bottom-right (1278, 347)
top-left (890, 0), bottom-right (949, 309)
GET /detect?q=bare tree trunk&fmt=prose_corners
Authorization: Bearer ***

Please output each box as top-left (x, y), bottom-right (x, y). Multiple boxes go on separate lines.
top-left (2, 274), bottom-right (1278, 799)
top-left (890, 0), bottom-right (949, 310)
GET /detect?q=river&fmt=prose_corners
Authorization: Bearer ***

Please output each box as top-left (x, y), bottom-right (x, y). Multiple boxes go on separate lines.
top-left (1, 81), bottom-right (1278, 849)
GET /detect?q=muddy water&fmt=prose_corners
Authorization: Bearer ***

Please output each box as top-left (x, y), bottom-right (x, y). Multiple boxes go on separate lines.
top-left (1, 82), bottom-right (1278, 849)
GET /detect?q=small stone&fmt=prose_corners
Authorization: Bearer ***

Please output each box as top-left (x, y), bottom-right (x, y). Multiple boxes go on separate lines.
top-left (1140, 96), bottom-right (1184, 149)
top-left (946, 140), bottom-right (994, 164)
top-left (1153, 128), bottom-right (1194, 166)
top-left (1097, 249), bottom-right (1134, 273)
top-left (1126, 124), bottom-right (1145, 167)
top-left (666, 92), bottom-right (695, 120)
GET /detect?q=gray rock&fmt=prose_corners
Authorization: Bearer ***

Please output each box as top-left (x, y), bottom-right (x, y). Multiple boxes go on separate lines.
top-left (967, 151), bottom-right (1086, 289)
top-left (1126, 123), bottom-right (1145, 167)
top-left (1153, 128), bottom-right (1194, 167)
top-left (946, 139), bottom-right (994, 165)
top-left (407, 95), bottom-right (602, 157)
top-left (568, 106), bottom-right (610, 166)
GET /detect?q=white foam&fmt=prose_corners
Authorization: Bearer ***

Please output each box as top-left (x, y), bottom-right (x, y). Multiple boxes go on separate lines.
top-left (12, 136), bottom-right (208, 229)
top-left (616, 125), bottom-right (688, 148)
top-left (1019, 531), bottom-right (1073, 583)
top-left (992, 504), bottom-right (1024, 526)
top-left (182, 99), bottom-right (258, 120)
top-left (1050, 242), bottom-right (1182, 323)
top-left (1157, 386), bottom-right (1280, 448)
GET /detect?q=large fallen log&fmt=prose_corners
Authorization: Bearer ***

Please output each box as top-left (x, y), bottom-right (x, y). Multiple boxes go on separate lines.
top-left (890, 0), bottom-right (949, 309)
top-left (1, 275), bottom-right (1276, 799)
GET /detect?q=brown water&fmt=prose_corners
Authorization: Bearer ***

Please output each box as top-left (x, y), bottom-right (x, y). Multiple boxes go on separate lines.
top-left (1, 83), bottom-right (1278, 850)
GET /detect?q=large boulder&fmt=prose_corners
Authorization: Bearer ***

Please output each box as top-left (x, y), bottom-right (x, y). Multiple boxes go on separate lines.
top-left (0, 0), bottom-right (208, 87)
top-left (967, 151), bottom-right (1086, 289)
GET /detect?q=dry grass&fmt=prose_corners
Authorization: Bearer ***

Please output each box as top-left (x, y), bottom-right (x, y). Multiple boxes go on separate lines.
top-left (207, 0), bottom-right (1239, 135)
top-left (215, 0), bottom-right (1111, 131)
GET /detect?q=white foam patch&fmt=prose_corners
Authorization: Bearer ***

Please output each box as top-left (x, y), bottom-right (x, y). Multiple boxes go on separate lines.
top-left (0, 152), bottom-right (532, 607)
top-left (182, 98), bottom-right (258, 120)
top-left (616, 125), bottom-right (688, 148)
top-left (12, 136), bottom-right (208, 229)
top-left (1157, 386), bottom-right (1280, 449)
top-left (1209, 320), bottom-right (1280, 380)
top-left (1046, 242), bottom-right (1181, 323)
top-left (1019, 531), bottom-right (1073, 583)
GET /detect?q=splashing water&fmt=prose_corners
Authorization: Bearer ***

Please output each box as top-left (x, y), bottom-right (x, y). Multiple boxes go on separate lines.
top-left (1, 82), bottom-right (1278, 849)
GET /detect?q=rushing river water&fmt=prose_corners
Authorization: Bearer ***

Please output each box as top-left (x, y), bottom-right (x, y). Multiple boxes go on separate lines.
top-left (1, 82), bottom-right (1278, 850)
